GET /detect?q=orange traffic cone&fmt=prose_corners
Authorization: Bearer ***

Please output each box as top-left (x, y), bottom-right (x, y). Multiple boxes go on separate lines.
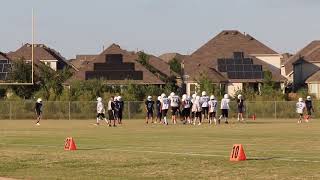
top-left (64, 137), bottom-right (77, 151)
top-left (230, 144), bottom-right (246, 161)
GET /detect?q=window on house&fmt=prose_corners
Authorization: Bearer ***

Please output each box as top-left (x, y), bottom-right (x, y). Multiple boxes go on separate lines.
top-left (309, 84), bottom-right (318, 94)
top-left (189, 84), bottom-right (198, 95)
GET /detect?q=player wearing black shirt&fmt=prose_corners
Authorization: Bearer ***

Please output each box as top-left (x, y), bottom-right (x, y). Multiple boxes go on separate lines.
top-left (145, 96), bottom-right (154, 124)
top-left (35, 98), bottom-right (42, 126)
top-left (155, 96), bottom-right (162, 123)
top-left (305, 96), bottom-right (314, 122)
top-left (237, 94), bottom-right (245, 122)
top-left (117, 96), bottom-right (124, 124)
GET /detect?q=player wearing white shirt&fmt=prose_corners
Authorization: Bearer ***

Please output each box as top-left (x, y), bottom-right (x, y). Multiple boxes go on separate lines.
top-left (219, 94), bottom-right (230, 124)
top-left (208, 95), bottom-right (218, 125)
top-left (192, 96), bottom-right (202, 125)
top-left (95, 97), bottom-right (109, 125)
top-left (190, 93), bottom-right (197, 124)
top-left (170, 92), bottom-right (180, 124)
top-left (296, 98), bottom-right (306, 124)
top-left (161, 93), bottom-right (170, 125)
top-left (200, 91), bottom-right (210, 122)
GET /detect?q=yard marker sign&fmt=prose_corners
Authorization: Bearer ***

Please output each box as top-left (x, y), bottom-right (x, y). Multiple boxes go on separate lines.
top-left (230, 144), bottom-right (246, 161)
top-left (64, 137), bottom-right (77, 151)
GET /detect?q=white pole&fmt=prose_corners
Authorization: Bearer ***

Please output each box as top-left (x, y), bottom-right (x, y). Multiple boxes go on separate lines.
top-left (31, 9), bottom-right (34, 84)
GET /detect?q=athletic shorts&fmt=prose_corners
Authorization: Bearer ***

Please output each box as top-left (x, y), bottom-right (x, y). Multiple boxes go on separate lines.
top-left (97, 113), bottom-right (106, 119)
top-left (182, 108), bottom-right (191, 118)
top-left (307, 109), bottom-right (312, 116)
top-left (202, 107), bottom-right (209, 115)
top-left (36, 110), bottom-right (42, 116)
top-left (162, 109), bottom-right (168, 117)
top-left (147, 111), bottom-right (153, 118)
top-left (108, 110), bottom-right (115, 120)
top-left (171, 107), bottom-right (179, 116)
top-left (196, 112), bottom-right (201, 118)
top-left (221, 109), bottom-right (229, 118)
top-left (209, 112), bottom-right (216, 118)
top-left (238, 106), bottom-right (244, 113)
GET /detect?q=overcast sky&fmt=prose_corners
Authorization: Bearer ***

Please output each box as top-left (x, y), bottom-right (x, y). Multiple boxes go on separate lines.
top-left (1, 0), bottom-right (320, 59)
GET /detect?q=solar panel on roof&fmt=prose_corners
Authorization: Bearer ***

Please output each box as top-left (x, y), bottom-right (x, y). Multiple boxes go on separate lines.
top-left (218, 65), bottom-right (227, 72)
top-left (252, 65), bottom-right (262, 71)
top-left (243, 58), bottom-right (253, 64)
top-left (234, 58), bottom-right (242, 64)
top-left (235, 65), bottom-right (243, 71)
top-left (218, 59), bottom-right (226, 66)
top-left (0, 60), bottom-right (8, 64)
top-left (226, 65), bottom-right (235, 71)
top-left (0, 73), bottom-right (6, 80)
top-left (226, 59), bottom-right (235, 64)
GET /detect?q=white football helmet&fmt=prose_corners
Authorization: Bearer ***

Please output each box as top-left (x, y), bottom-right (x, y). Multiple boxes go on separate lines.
top-left (307, 96), bottom-right (311, 100)
top-left (210, 95), bottom-right (215, 100)
top-left (170, 92), bottom-right (175, 97)
top-left (224, 94), bottom-right (229, 99)
top-left (238, 94), bottom-right (242, 100)
top-left (147, 96), bottom-right (152, 100)
top-left (299, 98), bottom-right (303, 102)
top-left (157, 96), bottom-right (162, 101)
top-left (161, 93), bottom-right (166, 98)
top-left (97, 97), bottom-right (102, 102)
top-left (202, 91), bottom-right (207, 96)
top-left (192, 93), bottom-right (197, 99)
top-left (37, 98), bottom-right (42, 103)
top-left (117, 96), bottom-right (122, 101)
top-left (182, 94), bottom-right (187, 101)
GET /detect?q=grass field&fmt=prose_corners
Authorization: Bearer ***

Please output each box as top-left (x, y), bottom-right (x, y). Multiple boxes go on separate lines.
top-left (0, 119), bottom-right (320, 180)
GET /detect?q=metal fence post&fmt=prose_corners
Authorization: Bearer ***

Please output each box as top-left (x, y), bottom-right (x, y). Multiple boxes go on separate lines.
top-left (68, 101), bottom-right (71, 120)
top-left (9, 101), bottom-right (12, 120)
top-left (128, 101), bottom-right (131, 120)
top-left (275, 101), bottom-right (277, 120)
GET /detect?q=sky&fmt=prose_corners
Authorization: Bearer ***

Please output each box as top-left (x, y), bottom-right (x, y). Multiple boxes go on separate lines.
top-left (1, 0), bottom-right (320, 59)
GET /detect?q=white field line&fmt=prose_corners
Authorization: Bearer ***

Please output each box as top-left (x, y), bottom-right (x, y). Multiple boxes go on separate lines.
top-left (1, 143), bottom-right (320, 163)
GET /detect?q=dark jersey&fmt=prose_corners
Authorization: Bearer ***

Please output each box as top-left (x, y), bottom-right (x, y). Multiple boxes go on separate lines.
top-left (305, 100), bottom-right (313, 110)
top-left (237, 99), bottom-right (244, 108)
top-left (156, 100), bottom-right (161, 112)
top-left (114, 101), bottom-right (120, 111)
top-left (35, 102), bottom-right (42, 112)
top-left (145, 100), bottom-right (154, 111)
top-left (118, 101), bottom-right (124, 111)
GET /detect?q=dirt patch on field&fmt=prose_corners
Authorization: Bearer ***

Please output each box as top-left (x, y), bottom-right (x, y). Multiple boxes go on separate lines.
top-left (0, 177), bottom-right (19, 180)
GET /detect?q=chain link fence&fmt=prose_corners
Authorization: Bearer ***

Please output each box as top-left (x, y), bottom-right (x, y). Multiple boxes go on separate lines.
top-left (0, 101), bottom-right (318, 120)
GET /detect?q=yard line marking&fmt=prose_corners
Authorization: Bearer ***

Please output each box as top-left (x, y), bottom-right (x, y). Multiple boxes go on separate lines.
top-left (1, 143), bottom-right (320, 163)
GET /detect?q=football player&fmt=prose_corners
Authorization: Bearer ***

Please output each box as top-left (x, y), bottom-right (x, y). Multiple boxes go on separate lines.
top-left (95, 97), bottom-right (108, 125)
top-left (305, 96), bottom-right (314, 122)
top-left (296, 98), bottom-right (306, 124)
top-left (35, 98), bottom-right (42, 126)
top-left (107, 96), bottom-right (116, 127)
top-left (117, 96), bottom-right (124, 124)
top-left (155, 96), bottom-right (162, 124)
top-left (145, 96), bottom-right (154, 124)
top-left (161, 93), bottom-right (170, 125)
top-left (169, 92), bottom-right (180, 124)
top-left (208, 95), bottom-right (218, 125)
top-left (219, 94), bottom-right (230, 124)
top-left (181, 94), bottom-right (192, 124)
top-left (200, 91), bottom-right (210, 122)
top-left (237, 94), bottom-right (245, 122)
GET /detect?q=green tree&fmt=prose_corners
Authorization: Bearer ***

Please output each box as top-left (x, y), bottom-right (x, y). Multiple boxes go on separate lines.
top-left (168, 58), bottom-right (182, 74)
top-left (137, 52), bottom-right (149, 65)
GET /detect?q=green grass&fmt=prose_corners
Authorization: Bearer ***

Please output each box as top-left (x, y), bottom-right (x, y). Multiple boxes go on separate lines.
top-left (0, 119), bottom-right (320, 180)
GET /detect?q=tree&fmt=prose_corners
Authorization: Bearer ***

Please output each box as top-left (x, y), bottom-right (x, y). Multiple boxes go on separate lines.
top-left (168, 58), bottom-right (182, 74)
top-left (137, 52), bottom-right (149, 65)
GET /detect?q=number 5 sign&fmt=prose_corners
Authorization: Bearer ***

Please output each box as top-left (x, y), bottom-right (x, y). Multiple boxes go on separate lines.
top-left (230, 144), bottom-right (246, 161)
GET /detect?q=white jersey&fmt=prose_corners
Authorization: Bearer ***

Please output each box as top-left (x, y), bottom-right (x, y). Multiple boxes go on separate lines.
top-left (170, 95), bottom-right (180, 107)
top-left (209, 100), bottom-right (218, 113)
top-left (161, 97), bottom-right (170, 110)
top-left (296, 102), bottom-right (305, 114)
top-left (220, 98), bottom-right (230, 110)
top-left (191, 100), bottom-right (201, 112)
top-left (183, 98), bottom-right (192, 109)
top-left (200, 96), bottom-right (210, 107)
top-left (97, 102), bottom-right (105, 114)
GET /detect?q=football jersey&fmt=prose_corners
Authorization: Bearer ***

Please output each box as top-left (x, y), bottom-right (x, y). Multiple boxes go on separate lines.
top-left (220, 98), bottom-right (230, 110)
top-left (145, 100), bottom-right (154, 111)
top-left (305, 100), bottom-right (313, 110)
top-left (209, 100), bottom-right (218, 112)
top-left (237, 99), bottom-right (244, 108)
top-left (156, 100), bottom-right (161, 112)
top-left (200, 96), bottom-right (210, 107)
top-left (296, 102), bottom-right (306, 114)
top-left (170, 95), bottom-right (180, 107)
top-left (97, 102), bottom-right (105, 113)
top-left (161, 97), bottom-right (170, 110)
top-left (108, 100), bottom-right (115, 111)
top-left (35, 102), bottom-right (42, 112)
top-left (183, 98), bottom-right (192, 109)
top-left (191, 100), bottom-right (201, 112)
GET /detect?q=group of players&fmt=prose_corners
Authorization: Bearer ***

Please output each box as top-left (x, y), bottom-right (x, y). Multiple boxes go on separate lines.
top-left (144, 91), bottom-right (245, 125)
top-left (296, 96), bottom-right (314, 123)
top-left (95, 96), bottom-right (124, 127)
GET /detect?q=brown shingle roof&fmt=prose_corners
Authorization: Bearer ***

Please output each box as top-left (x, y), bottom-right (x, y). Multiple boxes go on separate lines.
top-left (0, 52), bottom-right (9, 60)
top-left (159, 53), bottom-right (187, 63)
top-left (183, 30), bottom-right (285, 83)
top-left (147, 54), bottom-right (178, 77)
top-left (70, 55), bottom-right (97, 69)
top-left (68, 44), bottom-right (164, 85)
top-left (283, 41), bottom-right (320, 75)
top-left (306, 71), bottom-right (320, 83)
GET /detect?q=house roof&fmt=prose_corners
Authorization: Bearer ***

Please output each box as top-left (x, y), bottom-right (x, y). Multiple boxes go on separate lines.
top-left (0, 52), bottom-right (9, 60)
top-left (145, 54), bottom-right (179, 77)
top-left (283, 41), bottom-right (320, 75)
top-left (306, 71), bottom-right (320, 83)
top-left (7, 43), bottom-right (72, 69)
top-left (183, 30), bottom-right (285, 83)
top-left (68, 44), bottom-right (165, 85)
top-left (70, 55), bottom-right (98, 69)
top-left (159, 53), bottom-right (187, 63)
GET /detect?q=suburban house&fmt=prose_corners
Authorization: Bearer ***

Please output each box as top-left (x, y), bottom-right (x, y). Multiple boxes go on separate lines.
top-left (7, 43), bottom-right (71, 71)
top-left (69, 55), bottom-right (97, 70)
top-left (282, 41), bottom-right (320, 97)
top-left (0, 51), bottom-right (12, 81)
top-left (68, 44), bottom-right (166, 85)
top-left (159, 53), bottom-right (187, 63)
top-left (182, 30), bottom-right (286, 96)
